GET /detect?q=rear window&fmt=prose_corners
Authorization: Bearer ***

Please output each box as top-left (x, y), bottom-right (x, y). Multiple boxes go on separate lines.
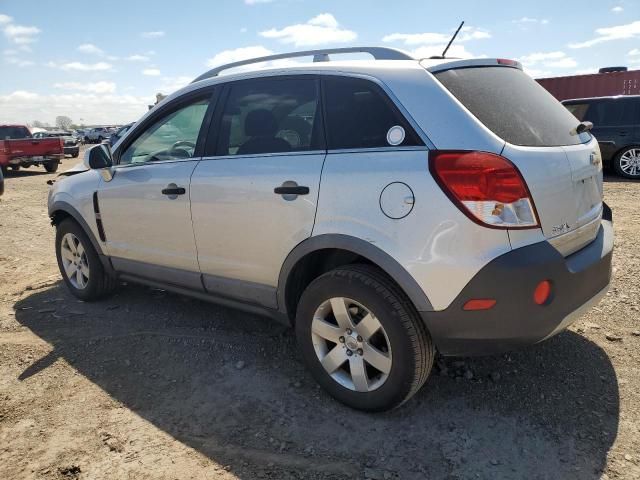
top-left (0, 126), bottom-right (30, 139)
top-left (435, 66), bottom-right (591, 147)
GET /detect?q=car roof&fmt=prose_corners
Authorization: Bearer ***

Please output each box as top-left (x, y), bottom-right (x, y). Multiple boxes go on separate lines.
top-left (563, 94), bottom-right (640, 103)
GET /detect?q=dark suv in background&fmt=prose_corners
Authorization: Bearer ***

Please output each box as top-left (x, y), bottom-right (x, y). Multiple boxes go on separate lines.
top-left (564, 95), bottom-right (640, 179)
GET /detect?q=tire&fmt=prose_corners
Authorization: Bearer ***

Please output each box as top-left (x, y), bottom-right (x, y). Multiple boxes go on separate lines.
top-left (0, 165), bottom-right (6, 175)
top-left (296, 264), bottom-right (434, 412)
top-left (72, 152), bottom-right (79, 158)
top-left (613, 147), bottom-right (640, 179)
top-left (10, 165), bottom-right (19, 171)
top-left (84, 136), bottom-right (90, 143)
top-left (98, 136), bottom-right (104, 142)
top-left (44, 162), bottom-right (59, 173)
top-left (55, 218), bottom-right (117, 301)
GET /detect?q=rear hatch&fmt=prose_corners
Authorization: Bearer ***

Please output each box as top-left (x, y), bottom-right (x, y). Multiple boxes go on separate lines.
top-left (432, 64), bottom-right (603, 255)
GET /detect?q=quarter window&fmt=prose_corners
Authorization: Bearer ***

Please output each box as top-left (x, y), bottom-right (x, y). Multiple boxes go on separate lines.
top-left (323, 76), bottom-right (422, 150)
top-left (120, 97), bottom-right (209, 165)
top-left (215, 78), bottom-right (321, 156)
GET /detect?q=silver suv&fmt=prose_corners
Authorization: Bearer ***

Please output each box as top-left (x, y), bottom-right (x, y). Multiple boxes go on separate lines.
top-left (48, 47), bottom-right (613, 411)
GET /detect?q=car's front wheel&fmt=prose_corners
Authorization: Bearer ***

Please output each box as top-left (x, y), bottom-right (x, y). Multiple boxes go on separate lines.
top-left (55, 218), bottom-right (117, 301)
top-left (614, 146), bottom-right (640, 179)
top-left (296, 264), bottom-right (434, 411)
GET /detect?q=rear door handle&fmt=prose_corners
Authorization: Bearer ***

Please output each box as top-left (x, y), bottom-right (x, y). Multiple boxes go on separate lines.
top-left (161, 183), bottom-right (186, 196)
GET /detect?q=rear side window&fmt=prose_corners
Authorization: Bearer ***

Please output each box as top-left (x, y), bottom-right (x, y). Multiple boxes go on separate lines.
top-left (435, 67), bottom-right (591, 147)
top-left (215, 78), bottom-right (321, 156)
top-left (564, 103), bottom-right (590, 121)
top-left (0, 126), bottom-right (31, 139)
top-left (586, 99), bottom-right (638, 126)
top-left (323, 76), bottom-right (422, 150)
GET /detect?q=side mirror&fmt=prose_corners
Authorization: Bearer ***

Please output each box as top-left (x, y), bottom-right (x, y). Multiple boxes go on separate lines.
top-left (84, 143), bottom-right (114, 181)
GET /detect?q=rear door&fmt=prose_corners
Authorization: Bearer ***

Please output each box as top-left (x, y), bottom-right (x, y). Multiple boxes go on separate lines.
top-left (190, 76), bottom-right (325, 308)
top-left (582, 98), bottom-right (638, 162)
top-left (434, 66), bottom-right (602, 251)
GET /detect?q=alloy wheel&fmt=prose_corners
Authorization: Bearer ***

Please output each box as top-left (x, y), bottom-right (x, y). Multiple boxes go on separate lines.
top-left (619, 148), bottom-right (640, 177)
top-left (60, 233), bottom-right (90, 289)
top-left (311, 297), bottom-right (392, 392)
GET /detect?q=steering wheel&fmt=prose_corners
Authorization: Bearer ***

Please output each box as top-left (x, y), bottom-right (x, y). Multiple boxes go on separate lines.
top-left (171, 140), bottom-right (196, 150)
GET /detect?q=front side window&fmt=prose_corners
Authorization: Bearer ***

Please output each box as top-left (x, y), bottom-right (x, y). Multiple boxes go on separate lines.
top-left (216, 78), bottom-right (320, 156)
top-left (120, 97), bottom-right (209, 165)
top-left (323, 76), bottom-right (422, 150)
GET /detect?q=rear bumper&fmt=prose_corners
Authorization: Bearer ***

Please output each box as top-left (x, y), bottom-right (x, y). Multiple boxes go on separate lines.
top-left (422, 205), bottom-right (613, 356)
top-left (64, 146), bottom-right (79, 155)
top-left (7, 154), bottom-right (64, 166)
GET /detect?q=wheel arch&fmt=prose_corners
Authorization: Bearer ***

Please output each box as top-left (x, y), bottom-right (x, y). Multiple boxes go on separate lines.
top-left (50, 201), bottom-right (108, 266)
top-left (277, 234), bottom-right (434, 322)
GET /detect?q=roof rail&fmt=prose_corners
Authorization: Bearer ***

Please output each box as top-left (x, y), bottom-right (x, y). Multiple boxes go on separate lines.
top-left (191, 46), bottom-right (413, 83)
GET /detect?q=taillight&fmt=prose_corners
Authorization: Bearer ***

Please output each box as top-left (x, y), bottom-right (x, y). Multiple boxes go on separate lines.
top-left (429, 151), bottom-right (539, 229)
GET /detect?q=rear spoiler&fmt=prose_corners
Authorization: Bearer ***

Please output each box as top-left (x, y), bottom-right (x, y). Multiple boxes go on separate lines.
top-left (422, 58), bottom-right (523, 74)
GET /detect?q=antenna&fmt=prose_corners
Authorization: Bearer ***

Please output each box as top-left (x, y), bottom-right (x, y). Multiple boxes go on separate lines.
top-left (440, 21), bottom-right (465, 59)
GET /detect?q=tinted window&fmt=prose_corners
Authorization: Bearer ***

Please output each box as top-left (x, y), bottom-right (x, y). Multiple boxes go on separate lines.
top-left (564, 103), bottom-right (590, 121)
top-left (0, 126), bottom-right (31, 139)
top-left (586, 99), bottom-right (637, 126)
top-left (324, 76), bottom-right (422, 150)
top-left (435, 67), bottom-right (591, 146)
top-left (120, 97), bottom-right (209, 165)
top-left (215, 78), bottom-right (320, 156)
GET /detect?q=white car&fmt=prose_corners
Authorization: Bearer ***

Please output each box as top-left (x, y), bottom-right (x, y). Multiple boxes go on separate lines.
top-left (47, 47), bottom-right (613, 411)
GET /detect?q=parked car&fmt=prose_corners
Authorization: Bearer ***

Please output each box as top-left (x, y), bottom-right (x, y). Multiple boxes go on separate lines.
top-left (0, 124), bottom-right (64, 173)
top-left (33, 130), bottom-right (80, 158)
top-left (83, 127), bottom-right (112, 143)
top-left (109, 123), bottom-right (134, 146)
top-left (563, 95), bottom-right (640, 179)
top-left (48, 47), bottom-right (613, 411)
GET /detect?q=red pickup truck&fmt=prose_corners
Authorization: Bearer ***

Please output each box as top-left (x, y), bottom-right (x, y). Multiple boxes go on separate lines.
top-left (0, 125), bottom-right (65, 174)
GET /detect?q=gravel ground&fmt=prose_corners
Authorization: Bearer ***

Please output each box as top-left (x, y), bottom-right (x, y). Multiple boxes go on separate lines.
top-left (0, 150), bottom-right (639, 479)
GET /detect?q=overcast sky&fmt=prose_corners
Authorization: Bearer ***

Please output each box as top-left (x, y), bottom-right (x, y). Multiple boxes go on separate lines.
top-left (1, 0), bottom-right (639, 125)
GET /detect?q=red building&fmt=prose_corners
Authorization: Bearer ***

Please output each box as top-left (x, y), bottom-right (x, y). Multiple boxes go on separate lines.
top-left (537, 67), bottom-right (640, 101)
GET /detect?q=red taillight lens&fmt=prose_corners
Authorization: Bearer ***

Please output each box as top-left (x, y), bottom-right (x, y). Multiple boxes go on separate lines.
top-left (533, 280), bottom-right (552, 305)
top-left (430, 151), bottom-right (539, 229)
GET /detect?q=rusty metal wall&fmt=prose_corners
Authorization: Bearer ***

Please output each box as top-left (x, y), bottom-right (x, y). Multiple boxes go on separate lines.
top-left (537, 70), bottom-right (640, 101)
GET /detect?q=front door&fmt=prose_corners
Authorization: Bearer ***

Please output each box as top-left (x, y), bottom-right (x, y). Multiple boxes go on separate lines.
top-left (99, 94), bottom-right (212, 289)
top-left (190, 76), bottom-right (325, 308)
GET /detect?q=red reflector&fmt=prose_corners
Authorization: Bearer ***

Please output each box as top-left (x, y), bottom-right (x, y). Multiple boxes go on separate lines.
top-left (533, 280), bottom-right (552, 305)
top-left (463, 299), bottom-right (497, 311)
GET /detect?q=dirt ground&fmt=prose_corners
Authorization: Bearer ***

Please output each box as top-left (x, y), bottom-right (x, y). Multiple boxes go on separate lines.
top-left (0, 149), bottom-right (639, 480)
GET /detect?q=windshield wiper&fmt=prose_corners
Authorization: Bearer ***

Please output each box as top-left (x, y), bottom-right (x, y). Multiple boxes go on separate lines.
top-left (572, 121), bottom-right (593, 135)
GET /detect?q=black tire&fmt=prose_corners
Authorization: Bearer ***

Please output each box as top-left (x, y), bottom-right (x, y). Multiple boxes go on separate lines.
top-left (296, 264), bottom-right (434, 412)
top-left (44, 162), bottom-right (59, 173)
top-left (10, 165), bottom-right (19, 171)
top-left (72, 152), bottom-right (79, 158)
top-left (84, 136), bottom-right (90, 143)
top-left (55, 218), bottom-right (117, 301)
top-left (613, 146), bottom-right (640, 179)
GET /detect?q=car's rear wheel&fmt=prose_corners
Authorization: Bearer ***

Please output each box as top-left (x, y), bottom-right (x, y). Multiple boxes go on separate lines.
top-left (614, 147), bottom-right (640, 179)
top-left (55, 218), bottom-right (117, 301)
top-left (44, 162), bottom-right (59, 173)
top-left (296, 264), bottom-right (434, 411)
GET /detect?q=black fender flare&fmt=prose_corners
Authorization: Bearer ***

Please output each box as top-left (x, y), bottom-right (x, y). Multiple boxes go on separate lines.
top-left (277, 234), bottom-right (434, 315)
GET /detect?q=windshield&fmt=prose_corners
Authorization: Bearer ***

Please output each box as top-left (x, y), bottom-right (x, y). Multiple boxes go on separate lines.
top-left (434, 66), bottom-right (592, 147)
top-left (0, 126), bottom-right (31, 139)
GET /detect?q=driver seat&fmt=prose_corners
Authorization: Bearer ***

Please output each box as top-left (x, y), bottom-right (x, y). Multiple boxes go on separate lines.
top-left (237, 109), bottom-right (291, 155)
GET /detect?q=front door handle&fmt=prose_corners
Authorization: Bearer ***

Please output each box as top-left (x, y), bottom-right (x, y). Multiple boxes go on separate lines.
top-left (274, 185), bottom-right (310, 195)
top-left (161, 183), bottom-right (186, 196)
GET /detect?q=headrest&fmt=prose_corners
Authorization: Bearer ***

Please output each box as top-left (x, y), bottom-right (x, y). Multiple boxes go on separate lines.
top-left (245, 109), bottom-right (278, 137)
